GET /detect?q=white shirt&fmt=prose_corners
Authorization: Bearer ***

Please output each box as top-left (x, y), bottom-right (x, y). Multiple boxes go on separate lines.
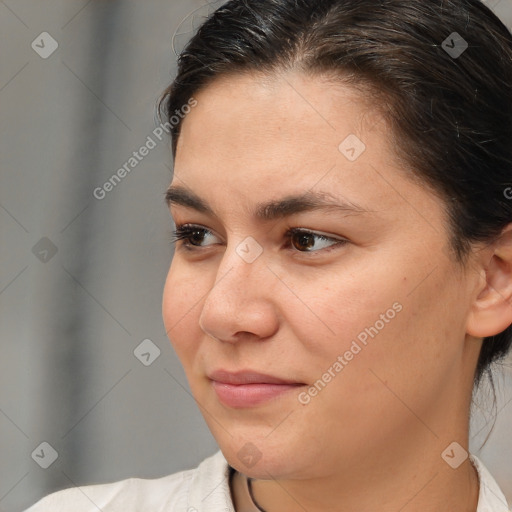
top-left (24, 450), bottom-right (510, 511)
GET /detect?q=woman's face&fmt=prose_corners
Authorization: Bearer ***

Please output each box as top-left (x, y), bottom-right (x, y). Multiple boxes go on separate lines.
top-left (162, 71), bottom-right (482, 479)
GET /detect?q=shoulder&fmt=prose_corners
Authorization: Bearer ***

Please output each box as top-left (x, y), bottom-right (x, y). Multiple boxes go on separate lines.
top-left (470, 453), bottom-right (511, 512)
top-left (24, 450), bottom-right (234, 512)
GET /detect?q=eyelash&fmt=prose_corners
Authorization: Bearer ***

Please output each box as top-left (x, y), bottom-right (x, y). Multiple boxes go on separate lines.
top-left (170, 224), bottom-right (349, 255)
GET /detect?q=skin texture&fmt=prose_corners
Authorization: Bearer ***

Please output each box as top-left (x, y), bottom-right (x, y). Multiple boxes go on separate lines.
top-left (162, 71), bottom-right (512, 512)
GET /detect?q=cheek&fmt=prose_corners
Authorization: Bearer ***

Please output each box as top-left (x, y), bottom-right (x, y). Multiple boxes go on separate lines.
top-left (330, 274), bottom-right (466, 415)
top-left (289, 271), bottom-right (407, 359)
top-left (162, 262), bottom-right (204, 360)
top-left (295, 264), bottom-right (458, 390)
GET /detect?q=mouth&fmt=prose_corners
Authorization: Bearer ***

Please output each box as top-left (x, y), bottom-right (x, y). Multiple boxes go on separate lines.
top-left (208, 369), bottom-right (306, 408)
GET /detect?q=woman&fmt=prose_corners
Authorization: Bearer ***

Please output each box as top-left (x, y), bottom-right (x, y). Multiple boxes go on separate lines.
top-left (26, 0), bottom-right (512, 510)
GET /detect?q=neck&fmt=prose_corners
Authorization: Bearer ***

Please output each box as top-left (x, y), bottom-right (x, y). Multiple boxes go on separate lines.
top-left (249, 427), bottom-right (479, 512)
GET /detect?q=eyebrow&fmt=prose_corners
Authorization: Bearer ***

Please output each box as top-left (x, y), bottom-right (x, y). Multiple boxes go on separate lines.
top-left (165, 185), bottom-right (375, 221)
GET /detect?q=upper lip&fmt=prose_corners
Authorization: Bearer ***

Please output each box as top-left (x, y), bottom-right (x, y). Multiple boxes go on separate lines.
top-left (208, 369), bottom-right (303, 385)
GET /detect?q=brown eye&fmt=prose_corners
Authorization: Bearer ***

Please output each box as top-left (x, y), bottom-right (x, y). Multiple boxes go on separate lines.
top-left (291, 231), bottom-right (316, 251)
top-left (286, 229), bottom-right (348, 254)
top-left (170, 225), bottom-right (217, 248)
top-left (188, 228), bottom-right (207, 246)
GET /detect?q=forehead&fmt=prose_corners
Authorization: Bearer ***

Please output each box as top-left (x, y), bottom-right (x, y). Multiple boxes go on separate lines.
top-left (176, 70), bottom-right (387, 157)
top-left (171, 71), bottom-right (441, 226)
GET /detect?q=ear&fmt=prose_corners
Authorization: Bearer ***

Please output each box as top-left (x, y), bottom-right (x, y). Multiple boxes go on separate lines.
top-left (466, 224), bottom-right (512, 338)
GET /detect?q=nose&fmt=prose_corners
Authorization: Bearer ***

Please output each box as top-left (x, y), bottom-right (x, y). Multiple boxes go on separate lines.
top-left (198, 241), bottom-right (280, 344)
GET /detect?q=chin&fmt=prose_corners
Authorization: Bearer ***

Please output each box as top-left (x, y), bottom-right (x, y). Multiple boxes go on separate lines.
top-left (215, 432), bottom-right (309, 480)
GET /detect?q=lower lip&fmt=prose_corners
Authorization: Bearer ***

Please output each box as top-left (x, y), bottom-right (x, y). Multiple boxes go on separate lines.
top-left (211, 381), bottom-right (304, 408)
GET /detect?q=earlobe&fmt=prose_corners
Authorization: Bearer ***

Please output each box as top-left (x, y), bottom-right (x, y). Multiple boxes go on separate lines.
top-left (466, 224), bottom-right (512, 338)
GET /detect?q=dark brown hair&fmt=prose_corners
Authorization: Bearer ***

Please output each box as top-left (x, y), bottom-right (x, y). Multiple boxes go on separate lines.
top-left (158, 0), bottom-right (512, 406)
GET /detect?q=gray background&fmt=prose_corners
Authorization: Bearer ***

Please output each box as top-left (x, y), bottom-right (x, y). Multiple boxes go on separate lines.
top-left (0, 1), bottom-right (511, 510)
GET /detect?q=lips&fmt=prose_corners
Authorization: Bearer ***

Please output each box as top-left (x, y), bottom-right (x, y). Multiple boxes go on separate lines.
top-left (208, 369), bottom-right (303, 385)
top-left (208, 369), bottom-right (305, 408)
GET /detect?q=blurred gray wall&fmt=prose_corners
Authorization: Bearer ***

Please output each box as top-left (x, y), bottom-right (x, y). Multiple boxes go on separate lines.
top-left (0, 1), bottom-right (511, 511)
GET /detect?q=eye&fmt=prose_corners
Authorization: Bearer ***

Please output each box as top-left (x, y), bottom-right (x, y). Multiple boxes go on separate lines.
top-left (170, 224), bottom-right (219, 249)
top-left (170, 224), bottom-right (348, 254)
top-left (171, 224), bottom-right (221, 251)
top-left (285, 228), bottom-right (348, 253)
